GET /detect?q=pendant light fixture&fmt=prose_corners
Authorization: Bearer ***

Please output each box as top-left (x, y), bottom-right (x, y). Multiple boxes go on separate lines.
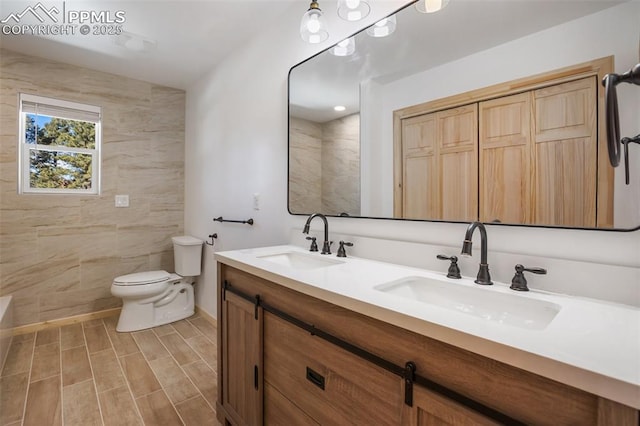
top-left (337, 0), bottom-right (371, 22)
top-left (300, 0), bottom-right (329, 44)
top-left (331, 37), bottom-right (356, 56)
top-left (366, 15), bottom-right (397, 38)
top-left (415, 0), bottom-right (450, 13)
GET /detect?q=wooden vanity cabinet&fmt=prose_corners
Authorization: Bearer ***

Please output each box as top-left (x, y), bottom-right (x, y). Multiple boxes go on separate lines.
top-left (216, 264), bottom-right (639, 425)
top-left (219, 290), bottom-right (263, 426)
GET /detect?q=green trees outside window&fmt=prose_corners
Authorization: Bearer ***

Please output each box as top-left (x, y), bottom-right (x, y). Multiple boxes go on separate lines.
top-left (26, 114), bottom-right (96, 189)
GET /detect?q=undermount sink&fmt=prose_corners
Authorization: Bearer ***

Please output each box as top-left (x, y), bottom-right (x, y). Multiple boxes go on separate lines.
top-left (257, 251), bottom-right (344, 270)
top-left (375, 276), bottom-right (561, 330)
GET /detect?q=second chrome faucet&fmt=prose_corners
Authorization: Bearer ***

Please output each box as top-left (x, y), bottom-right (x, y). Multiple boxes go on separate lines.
top-left (303, 213), bottom-right (332, 255)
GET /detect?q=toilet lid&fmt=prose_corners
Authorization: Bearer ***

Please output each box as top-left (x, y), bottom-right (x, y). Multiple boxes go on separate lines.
top-left (113, 270), bottom-right (170, 286)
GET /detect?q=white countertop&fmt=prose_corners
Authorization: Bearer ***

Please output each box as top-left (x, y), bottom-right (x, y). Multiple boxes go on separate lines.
top-left (215, 244), bottom-right (640, 409)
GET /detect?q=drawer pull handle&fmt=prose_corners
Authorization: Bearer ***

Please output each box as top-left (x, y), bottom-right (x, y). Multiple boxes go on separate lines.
top-left (306, 367), bottom-right (325, 390)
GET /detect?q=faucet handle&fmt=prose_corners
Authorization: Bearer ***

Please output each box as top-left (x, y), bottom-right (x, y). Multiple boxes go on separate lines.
top-left (437, 254), bottom-right (461, 279)
top-left (510, 264), bottom-right (547, 291)
top-left (306, 236), bottom-right (318, 252)
top-left (337, 241), bottom-right (353, 258)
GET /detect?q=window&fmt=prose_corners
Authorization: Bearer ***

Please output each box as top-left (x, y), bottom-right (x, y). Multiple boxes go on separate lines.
top-left (19, 94), bottom-right (101, 194)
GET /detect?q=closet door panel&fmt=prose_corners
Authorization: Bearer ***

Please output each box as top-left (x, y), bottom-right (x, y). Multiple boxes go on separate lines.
top-left (533, 77), bottom-right (597, 227)
top-left (402, 114), bottom-right (438, 219)
top-left (438, 105), bottom-right (478, 222)
top-left (479, 93), bottom-right (532, 224)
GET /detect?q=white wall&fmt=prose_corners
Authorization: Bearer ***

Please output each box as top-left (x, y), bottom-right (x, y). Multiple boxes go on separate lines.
top-left (361, 1), bottom-right (640, 226)
top-left (185, 1), bottom-right (409, 316)
top-left (186, 0), bottom-right (640, 317)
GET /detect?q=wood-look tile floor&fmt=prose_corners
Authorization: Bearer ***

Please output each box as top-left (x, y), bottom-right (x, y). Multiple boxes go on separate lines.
top-left (0, 314), bottom-right (221, 426)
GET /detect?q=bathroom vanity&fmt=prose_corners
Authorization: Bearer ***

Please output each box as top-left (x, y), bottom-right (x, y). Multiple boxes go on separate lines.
top-left (214, 246), bottom-right (639, 425)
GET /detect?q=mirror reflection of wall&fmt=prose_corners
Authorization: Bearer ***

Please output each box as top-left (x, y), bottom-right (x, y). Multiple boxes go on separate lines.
top-left (289, 0), bottom-right (640, 230)
top-left (289, 114), bottom-right (360, 216)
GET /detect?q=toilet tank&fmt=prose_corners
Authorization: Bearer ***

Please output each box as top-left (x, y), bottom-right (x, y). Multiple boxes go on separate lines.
top-left (171, 236), bottom-right (203, 277)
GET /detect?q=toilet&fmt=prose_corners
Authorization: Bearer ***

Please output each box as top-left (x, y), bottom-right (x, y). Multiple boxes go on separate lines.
top-left (111, 236), bottom-right (203, 332)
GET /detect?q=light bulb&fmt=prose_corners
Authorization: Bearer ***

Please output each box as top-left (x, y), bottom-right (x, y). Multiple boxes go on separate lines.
top-left (331, 37), bottom-right (355, 56)
top-left (337, 0), bottom-right (370, 21)
top-left (306, 16), bottom-right (320, 33)
top-left (415, 0), bottom-right (450, 13)
top-left (366, 14), bottom-right (396, 38)
top-left (300, 2), bottom-right (329, 44)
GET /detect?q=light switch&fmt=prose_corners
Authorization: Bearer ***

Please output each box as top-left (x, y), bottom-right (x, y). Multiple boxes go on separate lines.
top-left (115, 194), bottom-right (129, 208)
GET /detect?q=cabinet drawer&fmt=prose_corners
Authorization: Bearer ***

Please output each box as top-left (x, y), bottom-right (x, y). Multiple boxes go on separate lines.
top-left (264, 312), bottom-right (404, 425)
top-left (264, 382), bottom-right (318, 426)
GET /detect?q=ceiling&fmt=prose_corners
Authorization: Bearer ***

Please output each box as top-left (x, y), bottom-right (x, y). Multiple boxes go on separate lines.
top-left (0, 0), bottom-right (301, 89)
top-left (289, 0), bottom-right (626, 123)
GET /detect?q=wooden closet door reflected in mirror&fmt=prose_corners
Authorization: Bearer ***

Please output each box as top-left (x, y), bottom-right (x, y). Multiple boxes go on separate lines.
top-left (395, 70), bottom-right (604, 227)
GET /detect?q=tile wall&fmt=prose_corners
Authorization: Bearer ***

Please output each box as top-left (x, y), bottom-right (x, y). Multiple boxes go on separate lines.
top-left (0, 49), bottom-right (186, 327)
top-left (289, 114), bottom-right (360, 216)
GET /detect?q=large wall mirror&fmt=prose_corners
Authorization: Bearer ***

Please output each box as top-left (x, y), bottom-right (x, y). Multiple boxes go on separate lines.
top-left (288, 0), bottom-right (640, 230)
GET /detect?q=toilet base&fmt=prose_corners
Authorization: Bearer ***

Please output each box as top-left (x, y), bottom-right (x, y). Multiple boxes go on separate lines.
top-left (116, 281), bottom-right (195, 332)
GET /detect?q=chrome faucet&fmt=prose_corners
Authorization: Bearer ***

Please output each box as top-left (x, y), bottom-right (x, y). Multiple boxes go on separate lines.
top-left (461, 222), bottom-right (493, 285)
top-left (302, 213), bottom-right (332, 254)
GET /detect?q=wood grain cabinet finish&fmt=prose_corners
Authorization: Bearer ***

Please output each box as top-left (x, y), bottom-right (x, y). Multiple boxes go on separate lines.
top-left (219, 291), bottom-right (262, 426)
top-left (217, 264), bottom-right (638, 425)
top-left (394, 58), bottom-right (613, 227)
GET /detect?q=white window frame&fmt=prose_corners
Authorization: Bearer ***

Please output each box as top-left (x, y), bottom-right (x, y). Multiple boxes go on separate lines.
top-left (18, 93), bottom-right (102, 195)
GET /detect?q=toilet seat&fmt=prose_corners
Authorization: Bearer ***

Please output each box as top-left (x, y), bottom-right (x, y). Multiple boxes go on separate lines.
top-left (113, 270), bottom-right (170, 286)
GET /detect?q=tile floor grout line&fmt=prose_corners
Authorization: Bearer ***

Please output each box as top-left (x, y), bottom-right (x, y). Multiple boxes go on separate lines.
top-left (19, 332), bottom-right (37, 426)
top-left (102, 318), bottom-right (146, 426)
top-left (183, 317), bottom-right (219, 413)
top-left (135, 327), bottom-right (191, 425)
top-left (82, 321), bottom-right (106, 426)
top-left (0, 334), bottom-right (14, 374)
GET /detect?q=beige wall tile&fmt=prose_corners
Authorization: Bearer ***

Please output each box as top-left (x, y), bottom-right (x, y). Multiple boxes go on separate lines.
top-left (0, 48), bottom-right (185, 327)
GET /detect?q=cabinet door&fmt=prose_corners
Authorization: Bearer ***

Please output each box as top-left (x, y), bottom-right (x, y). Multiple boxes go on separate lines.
top-left (264, 313), bottom-right (404, 425)
top-left (533, 77), bottom-right (597, 227)
top-left (221, 291), bottom-right (262, 426)
top-left (479, 92), bottom-right (532, 224)
top-left (403, 384), bottom-right (500, 426)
